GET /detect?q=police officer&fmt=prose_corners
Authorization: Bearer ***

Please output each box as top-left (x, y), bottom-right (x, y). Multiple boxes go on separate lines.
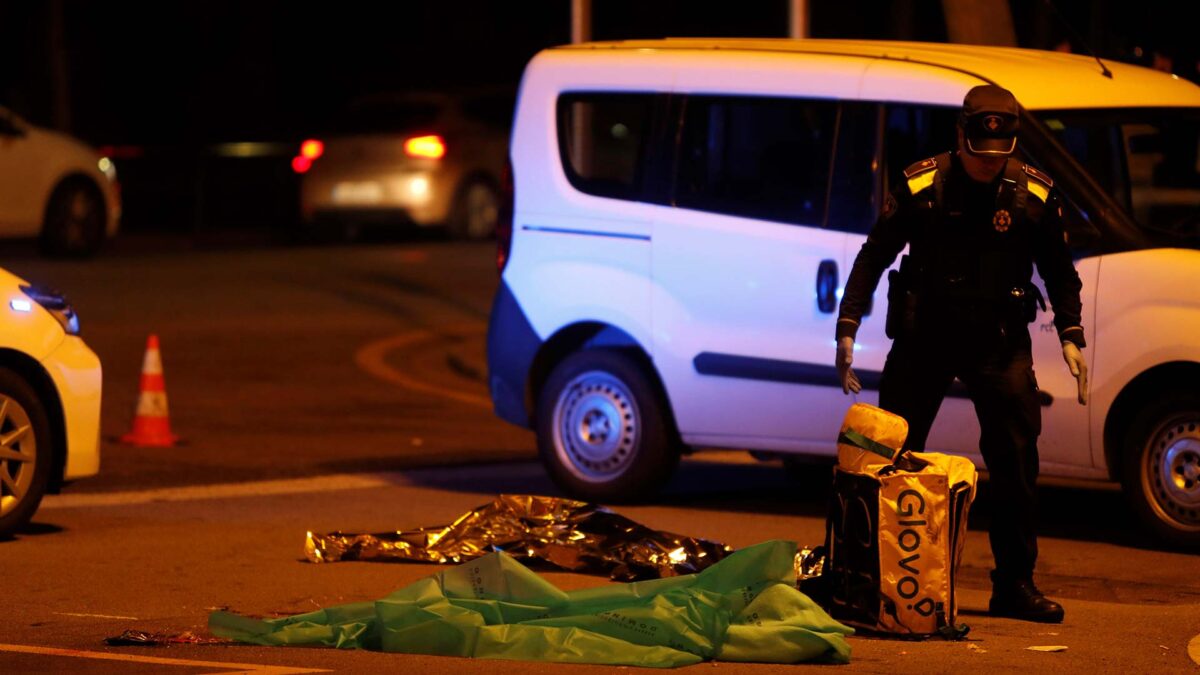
top-left (835, 84), bottom-right (1088, 624)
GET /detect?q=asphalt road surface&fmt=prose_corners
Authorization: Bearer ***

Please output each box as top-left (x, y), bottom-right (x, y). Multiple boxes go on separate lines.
top-left (1, 234), bottom-right (1198, 673)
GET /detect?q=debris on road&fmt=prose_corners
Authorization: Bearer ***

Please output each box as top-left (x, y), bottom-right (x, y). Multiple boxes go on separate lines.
top-left (304, 494), bottom-right (735, 581)
top-left (212, 539), bottom-right (853, 667)
top-left (1026, 645), bottom-right (1069, 652)
top-left (104, 629), bottom-right (231, 647)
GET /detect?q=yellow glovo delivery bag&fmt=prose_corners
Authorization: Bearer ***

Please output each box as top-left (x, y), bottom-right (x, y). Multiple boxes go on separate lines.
top-left (824, 403), bottom-right (978, 639)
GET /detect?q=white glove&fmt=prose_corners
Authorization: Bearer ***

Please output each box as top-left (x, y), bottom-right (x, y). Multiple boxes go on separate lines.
top-left (836, 336), bottom-right (861, 395)
top-left (1062, 342), bottom-right (1088, 406)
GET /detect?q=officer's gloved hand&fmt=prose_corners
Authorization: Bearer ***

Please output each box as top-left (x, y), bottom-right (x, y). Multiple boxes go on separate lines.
top-left (836, 336), bottom-right (861, 395)
top-left (1062, 342), bottom-right (1088, 405)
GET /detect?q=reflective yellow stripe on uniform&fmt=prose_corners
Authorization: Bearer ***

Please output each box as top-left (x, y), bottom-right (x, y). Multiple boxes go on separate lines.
top-left (1027, 180), bottom-right (1049, 203)
top-left (906, 170), bottom-right (937, 195)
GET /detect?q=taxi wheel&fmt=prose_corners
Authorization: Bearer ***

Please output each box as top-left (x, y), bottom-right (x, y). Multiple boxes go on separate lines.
top-left (447, 178), bottom-right (500, 241)
top-left (40, 179), bottom-right (105, 258)
top-left (536, 349), bottom-right (679, 503)
top-left (0, 368), bottom-right (52, 539)
top-left (1121, 390), bottom-right (1200, 548)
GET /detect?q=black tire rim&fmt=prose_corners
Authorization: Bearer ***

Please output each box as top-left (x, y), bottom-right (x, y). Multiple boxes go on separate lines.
top-left (0, 393), bottom-right (37, 519)
top-left (552, 370), bottom-right (639, 482)
top-left (1142, 413), bottom-right (1200, 531)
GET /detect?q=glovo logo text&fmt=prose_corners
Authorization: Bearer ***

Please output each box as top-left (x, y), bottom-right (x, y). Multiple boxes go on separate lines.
top-left (896, 489), bottom-right (936, 617)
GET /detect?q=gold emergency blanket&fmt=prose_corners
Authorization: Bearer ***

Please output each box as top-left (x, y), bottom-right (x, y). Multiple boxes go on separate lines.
top-left (305, 494), bottom-right (735, 581)
top-left (826, 403), bottom-right (978, 638)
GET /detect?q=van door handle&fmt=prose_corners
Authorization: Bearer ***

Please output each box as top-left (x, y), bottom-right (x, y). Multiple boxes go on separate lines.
top-left (817, 259), bottom-right (838, 314)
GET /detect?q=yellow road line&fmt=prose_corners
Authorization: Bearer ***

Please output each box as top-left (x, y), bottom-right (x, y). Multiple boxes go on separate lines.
top-left (355, 329), bottom-right (491, 409)
top-left (0, 643), bottom-right (329, 673)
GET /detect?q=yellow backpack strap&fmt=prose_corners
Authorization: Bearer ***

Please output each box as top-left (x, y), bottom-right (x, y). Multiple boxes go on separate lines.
top-left (903, 157), bottom-right (939, 196)
top-left (1022, 164), bottom-right (1054, 203)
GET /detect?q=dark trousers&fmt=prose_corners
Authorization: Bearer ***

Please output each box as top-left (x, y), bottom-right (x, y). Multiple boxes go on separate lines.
top-left (878, 325), bottom-right (1042, 584)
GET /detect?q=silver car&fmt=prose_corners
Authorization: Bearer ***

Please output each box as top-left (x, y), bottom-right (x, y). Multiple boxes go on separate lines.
top-left (296, 88), bottom-right (512, 240)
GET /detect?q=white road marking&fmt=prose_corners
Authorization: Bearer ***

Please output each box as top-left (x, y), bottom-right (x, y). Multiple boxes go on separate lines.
top-left (41, 473), bottom-right (398, 509)
top-left (0, 643), bottom-right (328, 673)
top-left (54, 612), bottom-right (139, 620)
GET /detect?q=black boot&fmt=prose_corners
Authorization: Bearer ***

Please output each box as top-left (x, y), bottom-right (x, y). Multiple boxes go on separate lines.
top-left (989, 578), bottom-right (1064, 623)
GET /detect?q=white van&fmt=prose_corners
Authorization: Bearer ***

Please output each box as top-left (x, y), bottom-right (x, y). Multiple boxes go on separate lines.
top-left (486, 39), bottom-right (1200, 545)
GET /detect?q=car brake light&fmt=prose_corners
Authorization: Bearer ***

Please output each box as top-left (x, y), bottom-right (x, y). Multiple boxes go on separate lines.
top-left (300, 139), bottom-right (324, 159)
top-left (292, 139), bottom-right (324, 174)
top-left (404, 135), bottom-right (446, 159)
top-left (497, 159), bottom-right (514, 274)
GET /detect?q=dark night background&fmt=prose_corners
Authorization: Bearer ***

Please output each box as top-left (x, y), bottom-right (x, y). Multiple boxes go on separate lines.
top-left (1, 0), bottom-right (1194, 231)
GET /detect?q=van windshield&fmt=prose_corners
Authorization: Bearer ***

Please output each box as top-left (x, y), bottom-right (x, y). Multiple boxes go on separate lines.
top-left (1034, 108), bottom-right (1200, 248)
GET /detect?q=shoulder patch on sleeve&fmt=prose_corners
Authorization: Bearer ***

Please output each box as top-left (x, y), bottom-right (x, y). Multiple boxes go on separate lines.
top-left (904, 157), bottom-right (939, 195)
top-left (882, 193), bottom-right (898, 218)
top-left (1023, 164), bottom-right (1053, 203)
top-left (903, 157), bottom-right (938, 180)
top-left (1022, 164), bottom-right (1054, 188)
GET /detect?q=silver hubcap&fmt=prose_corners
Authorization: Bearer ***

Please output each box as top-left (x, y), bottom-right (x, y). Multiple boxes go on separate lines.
top-left (0, 394), bottom-right (36, 519)
top-left (464, 183), bottom-right (499, 239)
top-left (1143, 415), bottom-right (1200, 530)
top-left (552, 370), bottom-right (639, 482)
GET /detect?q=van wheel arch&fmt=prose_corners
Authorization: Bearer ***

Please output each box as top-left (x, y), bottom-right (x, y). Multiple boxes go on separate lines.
top-left (527, 323), bottom-right (681, 445)
top-left (1105, 361), bottom-right (1200, 481)
top-left (1106, 361), bottom-right (1200, 547)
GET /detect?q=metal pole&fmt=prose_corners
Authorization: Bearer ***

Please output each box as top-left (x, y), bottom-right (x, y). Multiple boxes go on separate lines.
top-left (571, 0), bottom-right (592, 43)
top-left (48, 0), bottom-right (71, 132)
top-left (788, 0), bottom-right (808, 39)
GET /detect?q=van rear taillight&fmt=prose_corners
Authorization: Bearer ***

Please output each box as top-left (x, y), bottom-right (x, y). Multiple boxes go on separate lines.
top-left (497, 159), bottom-right (514, 274)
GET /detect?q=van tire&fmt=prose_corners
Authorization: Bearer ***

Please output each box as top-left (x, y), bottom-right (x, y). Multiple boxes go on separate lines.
top-left (1120, 390), bottom-right (1200, 548)
top-left (40, 178), bottom-right (106, 258)
top-left (536, 349), bottom-right (678, 503)
top-left (0, 368), bottom-right (53, 539)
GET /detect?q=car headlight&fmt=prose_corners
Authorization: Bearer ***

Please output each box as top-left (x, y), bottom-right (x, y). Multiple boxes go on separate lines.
top-left (19, 284), bottom-right (80, 335)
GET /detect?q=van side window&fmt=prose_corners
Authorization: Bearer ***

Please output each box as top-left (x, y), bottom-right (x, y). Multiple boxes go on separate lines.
top-left (827, 102), bottom-right (883, 234)
top-left (557, 93), bottom-right (656, 201)
top-left (675, 95), bottom-right (837, 226)
top-left (882, 104), bottom-right (959, 193)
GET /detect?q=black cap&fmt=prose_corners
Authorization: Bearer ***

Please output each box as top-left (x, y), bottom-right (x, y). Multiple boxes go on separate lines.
top-left (960, 84), bottom-right (1019, 156)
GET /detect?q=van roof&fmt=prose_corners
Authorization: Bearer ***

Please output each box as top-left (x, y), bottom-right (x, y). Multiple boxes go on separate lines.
top-left (555, 38), bottom-right (1200, 110)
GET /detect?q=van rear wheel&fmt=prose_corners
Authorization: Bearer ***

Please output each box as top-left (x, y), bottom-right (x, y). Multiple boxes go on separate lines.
top-left (536, 349), bottom-right (678, 502)
top-left (1121, 391), bottom-right (1200, 548)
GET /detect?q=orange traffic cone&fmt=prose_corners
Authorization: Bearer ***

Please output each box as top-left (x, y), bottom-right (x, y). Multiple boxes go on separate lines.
top-left (121, 334), bottom-right (180, 447)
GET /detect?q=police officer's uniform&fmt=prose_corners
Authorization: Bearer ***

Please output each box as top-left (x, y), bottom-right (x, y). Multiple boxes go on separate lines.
top-left (836, 85), bottom-right (1084, 623)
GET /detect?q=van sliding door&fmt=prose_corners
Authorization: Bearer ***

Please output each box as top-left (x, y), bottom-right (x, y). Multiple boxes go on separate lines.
top-left (651, 94), bottom-right (848, 451)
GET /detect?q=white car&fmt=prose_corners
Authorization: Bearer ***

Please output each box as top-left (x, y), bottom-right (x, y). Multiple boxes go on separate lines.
top-left (0, 268), bottom-right (102, 537)
top-left (487, 39), bottom-right (1200, 545)
top-left (0, 106), bottom-right (121, 257)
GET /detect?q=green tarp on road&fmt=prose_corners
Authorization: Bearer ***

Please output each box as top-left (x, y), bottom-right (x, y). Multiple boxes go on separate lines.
top-left (210, 539), bottom-right (852, 667)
